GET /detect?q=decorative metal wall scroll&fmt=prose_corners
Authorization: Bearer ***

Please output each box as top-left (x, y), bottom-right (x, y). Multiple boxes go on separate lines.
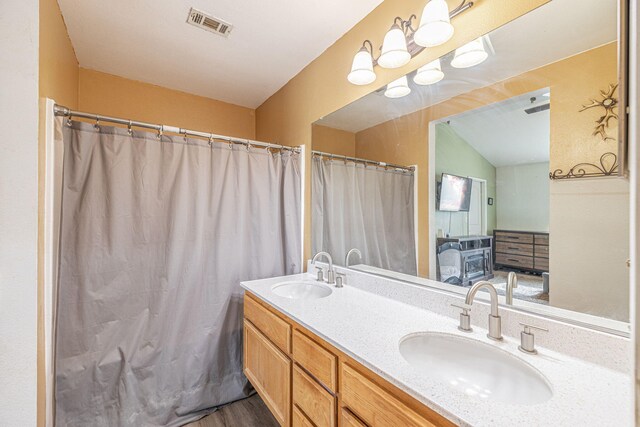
top-left (550, 84), bottom-right (620, 180)
top-left (579, 83), bottom-right (618, 141)
top-left (549, 152), bottom-right (618, 179)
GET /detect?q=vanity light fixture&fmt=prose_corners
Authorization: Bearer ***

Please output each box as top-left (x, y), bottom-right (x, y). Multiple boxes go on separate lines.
top-left (384, 75), bottom-right (411, 98)
top-left (414, 58), bottom-right (445, 85)
top-left (378, 17), bottom-right (414, 69)
top-left (346, 0), bottom-right (475, 85)
top-left (450, 36), bottom-right (488, 68)
top-left (414, 0), bottom-right (454, 47)
top-left (347, 40), bottom-right (377, 85)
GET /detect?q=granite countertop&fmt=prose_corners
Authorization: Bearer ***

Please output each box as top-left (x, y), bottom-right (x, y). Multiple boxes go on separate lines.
top-left (241, 273), bottom-right (631, 427)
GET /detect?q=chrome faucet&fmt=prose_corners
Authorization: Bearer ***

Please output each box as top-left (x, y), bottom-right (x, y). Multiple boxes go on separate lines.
top-left (345, 248), bottom-right (362, 268)
top-left (506, 272), bottom-right (518, 305)
top-left (464, 281), bottom-right (503, 341)
top-left (312, 251), bottom-right (335, 285)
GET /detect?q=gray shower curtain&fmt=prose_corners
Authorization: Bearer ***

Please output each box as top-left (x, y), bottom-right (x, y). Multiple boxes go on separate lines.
top-left (55, 121), bottom-right (301, 426)
top-left (311, 156), bottom-right (416, 275)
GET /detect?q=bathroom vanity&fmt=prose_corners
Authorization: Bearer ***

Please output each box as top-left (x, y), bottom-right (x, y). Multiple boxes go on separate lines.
top-left (242, 269), bottom-right (630, 427)
top-left (243, 291), bottom-right (453, 427)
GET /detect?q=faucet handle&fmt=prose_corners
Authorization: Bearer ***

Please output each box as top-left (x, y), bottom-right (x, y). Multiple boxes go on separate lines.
top-left (451, 303), bottom-right (472, 332)
top-left (451, 303), bottom-right (472, 313)
top-left (335, 272), bottom-right (346, 288)
top-left (518, 322), bottom-right (548, 355)
top-left (315, 266), bottom-right (324, 282)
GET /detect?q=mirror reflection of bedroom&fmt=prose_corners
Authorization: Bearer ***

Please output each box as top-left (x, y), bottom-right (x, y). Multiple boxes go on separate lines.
top-left (434, 89), bottom-right (550, 305)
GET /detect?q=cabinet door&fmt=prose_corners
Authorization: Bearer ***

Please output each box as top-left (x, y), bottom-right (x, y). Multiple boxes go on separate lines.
top-left (244, 320), bottom-right (290, 426)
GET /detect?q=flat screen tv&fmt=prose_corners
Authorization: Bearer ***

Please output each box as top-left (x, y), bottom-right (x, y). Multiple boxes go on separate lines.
top-left (438, 173), bottom-right (472, 212)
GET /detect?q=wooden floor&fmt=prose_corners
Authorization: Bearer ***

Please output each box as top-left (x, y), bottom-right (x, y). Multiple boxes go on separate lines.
top-left (183, 394), bottom-right (279, 427)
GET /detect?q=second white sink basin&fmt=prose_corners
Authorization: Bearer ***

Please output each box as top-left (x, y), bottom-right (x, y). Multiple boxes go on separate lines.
top-left (271, 281), bottom-right (332, 300)
top-left (399, 332), bottom-right (552, 405)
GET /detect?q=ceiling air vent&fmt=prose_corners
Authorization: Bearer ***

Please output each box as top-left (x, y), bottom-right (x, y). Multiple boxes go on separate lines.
top-left (186, 7), bottom-right (233, 37)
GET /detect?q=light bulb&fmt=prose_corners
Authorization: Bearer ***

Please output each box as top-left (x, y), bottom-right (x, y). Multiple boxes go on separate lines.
top-left (384, 75), bottom-right (411, 98)
top-left (347, 46), bottom-right (376, 85)
top-left (413, 59), bottom-right (444, 85)
top-left (451, 37), bottom-right (488, 68)
top-left (378, 24), bottom-right (411, 69)
top-left (414, 0), bottom-right (454, 47)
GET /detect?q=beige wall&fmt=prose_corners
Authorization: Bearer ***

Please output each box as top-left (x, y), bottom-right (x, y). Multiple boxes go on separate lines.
top-left (78, 68), bottom-right (256, 139)
top-left (352, 42), bottom-right (617, 277)
top-left (549, 179), bottom-right (629, 321)
top-left (255, 0), bottom-right (549, 267)
top-left (39, 0), bottom-right (79, 108)
top-left (312, 125), bottom-right (356, 157)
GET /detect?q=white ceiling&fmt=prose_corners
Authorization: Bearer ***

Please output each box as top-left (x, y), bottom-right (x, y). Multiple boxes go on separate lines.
top-left (445, 88), bottom-right (550, 167)
top-left (58, 0), bottom-right (383, 108)
top-left (316, 0), bottom-right (617, 132)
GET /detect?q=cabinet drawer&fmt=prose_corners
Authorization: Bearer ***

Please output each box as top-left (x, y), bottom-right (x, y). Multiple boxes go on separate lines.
top-left (243, 320), bottom-right (290, 427)
top-left (293, 405), bottom-right (315, 427)
top-left (494, 232), bottom-right (533, 244)
top-left (495, 241), bottom-right (533, 256)
top-left (293, 329), bottom-right (337, 392)
top-left (341, 407), bottom-right (368, 427)
top-left (495, 253), bottom-right (534, 269)
top-left (293, 364), bottom-right (336, 427)
top-left (534, 234), bottom-right (549, 245)
top-left (534, 257), bottom-right (549, 271)
top-left (341, 363), bottom-right (437, 427)
top-left (244, 293), bottom-right (291, 353)
top-left (535, 244), bottom-right (549, 258)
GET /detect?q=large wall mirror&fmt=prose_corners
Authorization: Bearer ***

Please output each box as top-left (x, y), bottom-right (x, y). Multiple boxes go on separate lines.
top-left (311, 0), bottom-right (630, 333)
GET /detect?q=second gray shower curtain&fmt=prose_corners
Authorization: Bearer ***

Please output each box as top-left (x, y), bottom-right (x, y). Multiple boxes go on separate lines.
top-left (312, 156), bottom-right (417, 275)
top-left (55, 121), bottom-right (301, 426)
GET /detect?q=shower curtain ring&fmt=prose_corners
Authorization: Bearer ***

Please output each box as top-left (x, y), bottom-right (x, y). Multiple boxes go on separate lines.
top-left (208, 134), bottom-right (213, 147)
top-left (127, 120), bottom-right (133, 136)
top-left (157, 126), bottom-right (163, 140)
top-left (183, 131), bottom-right (188, 142)
top-left (66, 114), bottom-right (73, 127)
top-left (228, 139), bottom-right (233, 150)
top-left (246, 142), bottom-right (251, 151)
top-left (94, 116), bottom-right (100, 130)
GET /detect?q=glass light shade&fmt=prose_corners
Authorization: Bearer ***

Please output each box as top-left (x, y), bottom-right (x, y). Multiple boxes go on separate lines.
top-left (347, 47), bottom-right (377, 85)
top-left (414, 0), bottom-right (454, 47)
top-left (384, 76), bottom-right (411, 98)
top-left (413, 59), bottom-right (444, 85)
top-left (450, 37), bottom-right (488, 68)
top-left (378, 24), bottom-right (411, 69)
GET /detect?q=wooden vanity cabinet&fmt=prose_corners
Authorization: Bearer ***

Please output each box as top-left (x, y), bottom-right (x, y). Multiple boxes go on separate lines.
top-left (243, 292), bottom-right (455, 427)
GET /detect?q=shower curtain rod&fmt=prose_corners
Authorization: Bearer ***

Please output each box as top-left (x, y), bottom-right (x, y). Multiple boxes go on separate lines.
top-left (312, 150), bottom-right (414, 172)
top-left (53, 104), bottom-right (301, 153)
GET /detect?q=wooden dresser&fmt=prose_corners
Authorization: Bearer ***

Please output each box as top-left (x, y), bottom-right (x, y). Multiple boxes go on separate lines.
top-left (493, 230), bottom-right (549, 273)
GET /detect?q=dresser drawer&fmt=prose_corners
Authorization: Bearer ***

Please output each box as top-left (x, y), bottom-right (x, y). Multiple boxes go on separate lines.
top-left (341, 363), bottom-right (438, 427)
top-left (494, 231), bottom-right (533, 244)
top-left (495, 253), bottom-right (534, 269)
top-left (495, 241), bottom-right (533, 256)
top-left (535, 244), bottom-right (549, 258)
top-left (341, 407), bottom-right (368, 427)
top-left (293, 329), bottom-right (337, 392)
top-left (293, 404), bottom-right (315, 427)
top-left (534, 257), bottom-right (549, 271)
top-left (534, 234), bottom-right (549, 245)
top-left (244, 293), bottom-right (291, 354)
top-left (293, 364), bottom-right (336, 427)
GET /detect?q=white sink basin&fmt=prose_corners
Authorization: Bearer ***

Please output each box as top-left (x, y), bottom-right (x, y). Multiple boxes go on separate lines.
top-left (399, 332), bottom-right (552, 405)
top-left (271, 281), bottom-right (333, 300)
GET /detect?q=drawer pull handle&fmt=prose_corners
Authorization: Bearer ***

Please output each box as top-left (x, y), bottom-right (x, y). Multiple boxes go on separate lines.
top-left (507, 258), bottom-right (521, 263)
top-left (508, 247), bottom-right (518, 250)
